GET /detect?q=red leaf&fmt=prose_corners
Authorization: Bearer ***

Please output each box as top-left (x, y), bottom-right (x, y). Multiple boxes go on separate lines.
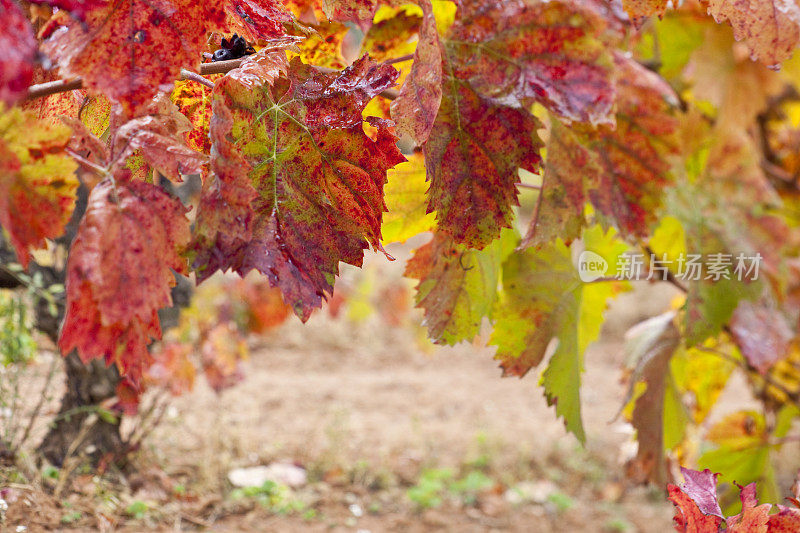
top-left (423, 77), bottom-right (542, 249)
top-left (171, 76), bottom-right (222, 154)
top-left (59, 179), bottom-right (190, 383)
top-left (0, 0), bottom-right (37, 107)
top-left (707, 0), bottom-right (800, 67)
top-left (42, 0), bottom-right (227, 116)
top-left (201, 323), bottom-right (247, 392)
top-left (109, 95), bottom-right (208, 181)
top-left (726, 483), bottom-right (771, 533)
top-left (114, 378), bottom-right (142, 415)
top-left (524, 54), bottom-right (678, 246)
top-left (447, 0), bottom-right (616, 125)
top-left (0, 107), bottom-right (79, 267)
top-left (225, 0), bottom-right (291, 40)
top-left (390, 0), bottom-right (442, 144)
top-left (768, 506), bottom-right (800, 531)
top-left (621, 0), bottom-right (669, 26)
top-left (322, 0), bottom-right (377, 25)
top-left (678, 467), bottom-right (724, 518)
top-left (668, 484), bottom-right (723, 533)
top-left (190, 54), bottom-right (405, 320)
top-left (28, 0), bottom-right (106, 22)
top-left (146, 342), bottom-right (196, 395)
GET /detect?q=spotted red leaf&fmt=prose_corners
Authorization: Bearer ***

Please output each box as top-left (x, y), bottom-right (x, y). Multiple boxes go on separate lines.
top-left (322, 0), bottom-right (377, 24)
top-left (446, 0), bottom-right (616, 126)
top-left (668, 484), bottom-right (724, 533)
top-left (225, 0), bottom-right (292, 40)
top-left (59, 179), bottom-right (190, 383)
top-left (621, 0), bottom-right (669, 25)
top-left (524, 54), bottom-right (678, 246)
top-left (0, 106), bottom-right (79, 267)
top-left (0, 0), bottom-right (37, 107)
top-left (726, 483), bottom-right (771, 533)
top-left (423, 77), bottom-right (542, 249)
top-left (170, 76), bottom-right (220, 154)
top-left (390, 0), bottom-right (442, 144)
top-left (42, 0), bottom-right (227, 116)
top-left (108, 95), bottom-right (208, 181)
top-left (768, 506), bottom-right (800, 531)
top-left (146, 342), bottom-right (196, 395)
top-left (707, 0), bottom-right (800, 67)
top-left (28, 0), bottom-right (106, 22)
top-left (190, 54), bottom-right (405, 320)
top-left (677, 467), bottom-right (724, 518)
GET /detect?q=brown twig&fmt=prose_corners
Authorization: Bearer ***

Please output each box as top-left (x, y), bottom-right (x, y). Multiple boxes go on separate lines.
top-left (66, 148), bottom-right (107, 176)
top-left (25, 58), bottom-right (400, 101)
top-left (384, 53), bottom-right (414, 65)
top-left (179, 69), bottom-right (215, 89)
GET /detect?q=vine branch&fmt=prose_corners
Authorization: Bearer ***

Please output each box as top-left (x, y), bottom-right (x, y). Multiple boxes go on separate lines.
top-left (25, 58), bottom-right (400, 101)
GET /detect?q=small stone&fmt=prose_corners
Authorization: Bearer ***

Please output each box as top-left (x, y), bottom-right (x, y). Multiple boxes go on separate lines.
top-left (349, 503), bottom-right (364, 517)
top-left (228, 462), bottom-right (307, 488)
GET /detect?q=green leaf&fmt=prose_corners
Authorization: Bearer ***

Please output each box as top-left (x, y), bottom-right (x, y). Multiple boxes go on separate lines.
top-left (492, 225), bottom-right (628, 441)
top-left (405, 228), bottom-right (516, 345)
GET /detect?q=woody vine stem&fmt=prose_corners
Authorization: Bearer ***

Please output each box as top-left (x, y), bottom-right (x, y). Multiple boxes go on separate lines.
top-left (25, 56), bottom-right (407, 101)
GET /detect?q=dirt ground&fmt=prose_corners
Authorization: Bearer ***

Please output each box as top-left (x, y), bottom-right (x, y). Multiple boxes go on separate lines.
top-left (2, 252), bottom-right (719, 532)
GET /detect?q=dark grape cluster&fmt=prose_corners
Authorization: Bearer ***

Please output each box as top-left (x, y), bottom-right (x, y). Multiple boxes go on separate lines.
top-left (212, 34), bottom-right (256, 62)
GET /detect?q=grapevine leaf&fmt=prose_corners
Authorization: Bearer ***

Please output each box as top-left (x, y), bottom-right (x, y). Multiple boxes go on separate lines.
top-left (677, 467), bottom-right (724, 518)
top-left (686, 24), bottom-right (783, 131)
top-left (668, 481), bottom-right (724, 532)
top-left (109, 95), bottom-right (208, 181)
top-left (664, 129), bottom-right (784, 346)
top-left (524, 54), bottom-right (678, 247)
top-left (446, 0), bottom-right (616, 125)
top-left (59, 179), bottom-right (190, 383)
top-left (390, 0), bottom-right (442, 144)
top-left (423, 77), bottom-right (542, 249)
top-left (225, 0), bottom-right (292, 40)
top-left (491, 226), bottom-right (627, 442)
top-left (322, 0), bottom-right (376, 25)
top-left (201, 323), bottom-right (248, 392)
top-left (621, 0), bottom-right (668, 25)
top-left (233, 277), bottom-right (291, 332)
top-left (293, 22), bottom-right (349, 69)
top-left (22, 73), bottom-right (84, 126)
top-left (146, 342), bottom-right (196, 395)
top-left (190, 55), bottom-right (405, 320)
top-left (171, 75), bottom-right (223, 154)
top-left (0, 106), bottom-right (79, 267)
top-left (622, 312), bottom-right (683, 485)
top-left (698, 411), bottom-right (780, 510)
top-left (361, 6), bottom-right (420, 64)
top-left (405, 229), bottom-right (512, 346)
top-left (729, 300), bottom-right (793, 374)
top-left (726, 483), bottom-right (771, 533)
top-left (28, 0), bottom-right (105, 22)
top-left (0, 0), bottom-right (37, 107)
top-left (670, 340), bottom-right (737, 425)
top-left (768, 507), bottom-right (800, 530)
top-left (707, 0), bottom-right (800, 67)
top-left (381, 152), bottom-right (435, 243)
top-left (42, 0), bottom-right (227, 116)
